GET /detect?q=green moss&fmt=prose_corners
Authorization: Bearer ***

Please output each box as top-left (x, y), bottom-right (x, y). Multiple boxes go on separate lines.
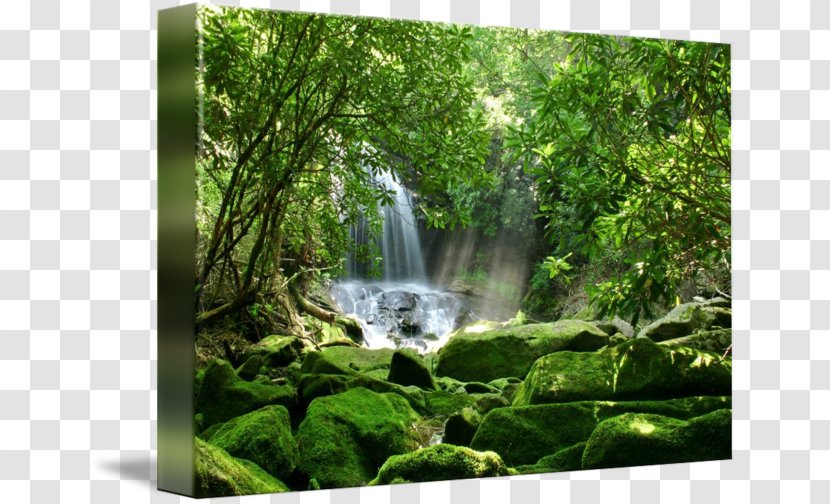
top-left (660, 328), bottom-right (732, 355)
top-left (296, 387), bottom-right (421, 489)
top-left (235, 355), bottom-right (264, 381)
top-left (239, 335), bottom-right (303, 368)
top-left (436, 320), bottom-right (608, 382)
top-left (472, 394), bottom-right (510, 414)
top-left (582, 409), bottom-right (732, 469)
top-left (388, 349), bottom-right (436, 390)
top-left (195, 360), bottom-right (296, 428)
top-left (206, 405), bottom-right (299, 482)
top-left (369, 444), bottom-right (509, 485)
top-left (513, 338), bottom-right (732, 405)
top-left (194, 437), bottom-right (288, 497)
top-left (300, 347), bottom-right (395, 376)
top-left (198, 420), bottom-right (225, 441)
top-left (297, 372), bottom-right (427, 412)
top-left (470, 396), bottom-right (731, 466)
top-left (443, 407), bottom-right (482, 446)
top-left (425, 390), bottom-right (478, 417)
top-left (515, 442), bottom-right (587, 474)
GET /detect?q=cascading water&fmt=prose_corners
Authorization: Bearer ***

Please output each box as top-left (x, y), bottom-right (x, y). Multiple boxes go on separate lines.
top-left (331, 169), bottom-right (464, 352)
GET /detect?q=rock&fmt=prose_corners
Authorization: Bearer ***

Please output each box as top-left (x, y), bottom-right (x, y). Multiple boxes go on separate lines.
top-left (515, 442), bottom-right (587, 474)
top-left (443, 407), bottom-right (482, 446)
top-left (608, 333), bottom-right (628, 346)
top-left (388, 349), bottom-right (436, 390)
top-left (436, 320), bottom-right (609, 383)
top-left (381, 290), bottom-right (419, 311)
top-left (195, 360), bottom-right (296, 428)
top-left (637, 301), bottom-right (728, 342)
top-left (472, 394), bottom-right (510, 414)
top-left (369, 444), bottom-right (509, 485)
top-left (239, 335), bottom-right (303, 368)
top-left (470, 396), bottom-right (730, 466)
top-left (660, 328), bottom-right (732, 355)
top-left (593, 316), bottom-right (635, 339)
top-left (207, 405), bottom-right (299, 482)
top-left (582, 409), bottom-right (732, 469)
top-left (194, 437), bottom-right (288, 497)
top-left (424, 390), bottom-right (478, 417)
top-left (300, 347), bottom-right (395, 376)
top-left (463, 382), bottom-right (500, 394)
top-left (296, 387), bottom-right (421, 489)
top-left (513, 338), bottom-right (731, 406)
top-left (235, 355), bottom-right (264, 381)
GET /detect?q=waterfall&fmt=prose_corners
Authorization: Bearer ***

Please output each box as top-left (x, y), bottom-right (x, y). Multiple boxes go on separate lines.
top-left (334, 168), bottom-right (465, 352)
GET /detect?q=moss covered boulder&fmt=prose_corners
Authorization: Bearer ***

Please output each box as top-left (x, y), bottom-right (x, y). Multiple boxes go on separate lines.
top-left (369, 444), bottom-right (509, 485)
top-left (637, 300), bottom-right (729, 342)
top-left (582, 409), bottom-right (732, 469)
top-left (513, 339), bottom-right (731, 406)
top-left (296, 387), bottom-right (421, 488)
top-left (660, 328), bottom-right (732, 355)
top-left (194, 437), bottom-right (288, 497)
top-left (239, 335), bottom-right (304, 369)
top-left (424, 390), bottom-right (478, 417)
top-left (206, 405), bottom-right (299, 482)
top-left (297, 372), bottom-right (427, 412)
top-left (515, 442), bottom-right (587, 474)
top-left (470, 396), bottom-right (730, 466)
top-left (443, 407), bottom-right (482, 446)
top-left (388, 349), bottom-right (435, 390)
top-left (300, 347), bottom-right (395, 376)
top-left (436, 320), bottom-right (609, 383)
top-left (195, 360), bottom-right (296, 428)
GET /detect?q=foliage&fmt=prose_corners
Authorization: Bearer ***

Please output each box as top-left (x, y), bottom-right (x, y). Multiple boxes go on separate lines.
top-left (514, 34), bottom-right (730, 323)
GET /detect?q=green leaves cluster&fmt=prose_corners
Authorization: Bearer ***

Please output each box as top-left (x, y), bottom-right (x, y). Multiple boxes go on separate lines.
top-left (516, 34), bottom-right (731, 323)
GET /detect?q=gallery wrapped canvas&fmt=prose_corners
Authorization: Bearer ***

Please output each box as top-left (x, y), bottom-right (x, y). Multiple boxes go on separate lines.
top-left (159, 3), bottom-right (732, 498)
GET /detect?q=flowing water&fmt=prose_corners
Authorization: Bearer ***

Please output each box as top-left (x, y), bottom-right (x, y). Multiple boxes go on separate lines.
top-left (332, 170), bottom-right (464, 352)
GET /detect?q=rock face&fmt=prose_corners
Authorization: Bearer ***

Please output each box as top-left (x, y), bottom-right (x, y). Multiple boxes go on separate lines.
top-left (195, 360), bottom-right (296, 428)
top-left (387, 348), bottom-right (436, 390)
top-left (207, 405), bottom-right (299, 482)
top-left (637, 300), bottom-right (730, 342)
top-left (582, 409), bottom-right (732, 469)
top-left (369, 444), bottom-right (509, 485)
top-left (471, 396), bottom-right (730, 466)
top-left (194, 437), bottom-right (288, 497)
top-left (436, 320), bottom-right (609, 383)
top-left (296, 387), bottom-right (421, 489)
top-left (513, 338), bottom-right (731, 406)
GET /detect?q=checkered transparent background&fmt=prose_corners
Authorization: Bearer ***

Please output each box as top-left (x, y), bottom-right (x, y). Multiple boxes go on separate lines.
top-left (0, 0), bottom-right (826, 502)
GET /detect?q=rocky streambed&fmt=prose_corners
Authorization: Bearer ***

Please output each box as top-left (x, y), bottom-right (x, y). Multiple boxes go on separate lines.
top-left (192, 298), bottom-right (732, 496)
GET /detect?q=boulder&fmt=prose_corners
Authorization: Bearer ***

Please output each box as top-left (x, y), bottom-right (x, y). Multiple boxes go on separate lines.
top-left (235, 355), bottom-right (264, 381)
top-left (206, 405), bottom-right (299, 482)
top-left (296, 387), bottom-right (421, 489)
top-left (194, 437), bottom-right (288, 497)
top-left (512, 338), bottom-right (731, 406)
top-left (369, 444), bottom-right (509, 485)
top-left (443, 407), bottom-right (482, 446)
top-left (470, 396), bottom-right (730, 466)
top-left (297, 372), bottom-right (427, 412)
top-left (387, 349), bottom-right (436, 390)
top-left (582, 409), bottom-right (732, 469)
top-left (300, 347), bottom-right (395, 376)
top-left (637, 301), bottom-right (729, 342)
top-left (239, 335), bottom-right (303, 368)
top-left (424, 390), bottom-right (478, 417)
top-left (593, 316), bottom-right (635, 339)
top-left (195, 360), bottom-right (296, 428)
top-left (659, 328), bottom-right (732, 355)
top-left (436, 320), bottom-right (609, 382)
top-left (515, 442), bottom-right (587, 474)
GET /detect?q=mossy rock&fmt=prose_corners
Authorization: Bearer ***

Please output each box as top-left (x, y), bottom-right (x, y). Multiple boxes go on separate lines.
top-left (300, 347), bottom-right (395, 376)
top-left (296, 387), bottom-right (421, 489)
top-left (206, 405), bottom-right (299, 482)
top-left (660, 328), bottom-right (732, 355)
top-left (198, 420), bottom-right (225, 441)
top-left (636, 301), bottom-right (727, 342)
top-left (582, 409), bottom-right (732, 469)
top-left (239, 335), bottom-right (304, 368)
top-left (235, 355), bottom-right (264, 381)
top-left (470, 396), bottom-right (731, 466)
top-left (513, 338), bottom-right (731, 406)
top-left (472, 394), bottom-right (510, 414)
top-left (424, 390), bottom-right (478, 417)
top-left (369, 444), bottom-right (509, 485)
top-left (443, 407), bottom-right (482, 446)
top-left (463, 382), bottom-right (500, 394)
top-left (195, 360), bottom-right (296, 428)
top-left (435, 376), bottom-right (467, 393)
top-left (388, 349), bottom-right (436, 390)
top-left (515, 442), bottom-right (587, 474)
top-left (297, 372), bottom-right (427, 412)
top-left (436, 320), bottom-right (608, 383)
top-left (194, 437), bottom-right (288, 497)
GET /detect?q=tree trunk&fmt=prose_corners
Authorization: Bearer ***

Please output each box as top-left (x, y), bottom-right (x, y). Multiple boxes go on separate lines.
top-left (288, 282), bottom-right (364, 344)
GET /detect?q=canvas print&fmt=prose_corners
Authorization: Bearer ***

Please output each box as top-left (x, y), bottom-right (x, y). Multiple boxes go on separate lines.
top-left (176, 4), bottom-right (731, 497)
